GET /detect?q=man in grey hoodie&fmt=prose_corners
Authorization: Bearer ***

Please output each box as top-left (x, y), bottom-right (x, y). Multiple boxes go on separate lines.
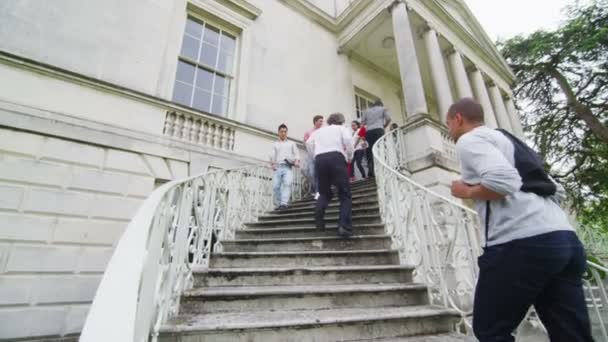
top-left (446, 97), bottom-right (593, 342)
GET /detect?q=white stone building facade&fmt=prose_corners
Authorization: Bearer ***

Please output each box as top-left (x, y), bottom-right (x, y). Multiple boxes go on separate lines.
top-left (0, 0), bottom-right (522, 339)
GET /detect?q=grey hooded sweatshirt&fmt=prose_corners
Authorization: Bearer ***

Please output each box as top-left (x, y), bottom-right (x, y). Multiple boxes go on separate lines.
top-left (456, 126), bottom-right (574, 247)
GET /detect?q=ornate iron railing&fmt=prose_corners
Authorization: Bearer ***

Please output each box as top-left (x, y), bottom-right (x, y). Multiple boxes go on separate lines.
top-left (373, 127), bottom-right (482, 330)
top-left (81, 164), bottom-right (309, 342)
top-left (586, 261), bottom-right (608, 341)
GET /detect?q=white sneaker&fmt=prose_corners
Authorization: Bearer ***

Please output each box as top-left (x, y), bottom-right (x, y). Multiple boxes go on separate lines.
top-left (314, 192), bottom-right (320, 200)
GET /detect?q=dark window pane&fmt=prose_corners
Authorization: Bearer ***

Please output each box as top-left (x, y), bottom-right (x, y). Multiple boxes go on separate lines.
top-left (199, 43), bottom-right (218, 67)
top-left (212, 95), bottom-right (227, 116)
top-left (213, 74), bottom-right (230, 97)
top-left (193, 89), bottom-right (212, 112)
top-left (180, 35), bottom-right (200, 61)
top-left (195, 68), bottom-right (214, 91)
top-left (217, 51), bottom-right (233, 74)
top-left (176, 61), bottom-right (195, 84)
top-left (203, 25), bottom-right (220, 45)
top-left (220, 33), bottom-right (236, 53)
top-left (185, 19), bottom-right (203, 39)
top-left (173, 81), bottom-right (193, 106)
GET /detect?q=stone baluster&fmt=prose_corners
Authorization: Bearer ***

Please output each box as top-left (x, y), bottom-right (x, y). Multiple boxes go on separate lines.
top-left (164, 112), bottom-right (175, 137)
top-left (192, 119), bottom-right (202, 144)
top-left (183, 117), bottom-right (193, 142)
top-left (175, 115), bottom-right (185, 139)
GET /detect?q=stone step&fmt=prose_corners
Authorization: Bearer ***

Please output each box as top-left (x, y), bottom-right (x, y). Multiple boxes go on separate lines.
top-left (180, 283), bottom-right (428, 314)
top-left (258, 205), bottom-right (380, 221)
top-left (268, 198), bottom-right (379, 214)
top-left (192, 265), bottom-right (414, 287)
top-left (245, 214), bottom-right (381, 228)
top-left (222, 235), bottom-right (392, 252)
top-left (159, 306), bottom-right (460, 342)
top-left (210, 249), bottom-right (400, 268)
top-left (235, 223), bottom-right (385, 239)
top-left (348, 333), bottom-right (474, 341)
top-left (288, 190), bottom-right (376, 207)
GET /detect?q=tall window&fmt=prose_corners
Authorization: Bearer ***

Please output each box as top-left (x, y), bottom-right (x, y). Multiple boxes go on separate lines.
top-left (355, 92), bottom-right (376, 119)
top-left (173, 17), bottom-right (236, 117)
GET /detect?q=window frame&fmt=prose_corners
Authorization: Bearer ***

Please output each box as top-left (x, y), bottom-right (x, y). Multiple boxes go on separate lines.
top-left (354, 91), bottom-right (378, 119)
top-left (173, 14), bottom-right (240, 117)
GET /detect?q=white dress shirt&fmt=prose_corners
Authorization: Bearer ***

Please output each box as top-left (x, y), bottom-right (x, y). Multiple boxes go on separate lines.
top-left (306, 125), bottom-right (354, 161)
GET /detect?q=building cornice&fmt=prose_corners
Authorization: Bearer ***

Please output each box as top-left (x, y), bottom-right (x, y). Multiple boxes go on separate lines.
top-left (0, 50), bottom-right (295, 144)
top-left (279, 0), bottom-right (339, 33)
top-left (220, 0), bottom-right (262, 20)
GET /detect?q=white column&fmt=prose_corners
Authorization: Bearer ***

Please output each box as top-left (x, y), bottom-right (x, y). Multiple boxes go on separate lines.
top-left (447, 49), bottom-right (473, 99)
top-left (488, 85), bottom-right (513, 131)
top-left (505, 97), bottom-right (525, 137)
top-left (469, 69), bottom-right (498, 128)
top-left (391, 1), bottom-right (428, 116)
top-left (422, 27), bottom-right (453, 122)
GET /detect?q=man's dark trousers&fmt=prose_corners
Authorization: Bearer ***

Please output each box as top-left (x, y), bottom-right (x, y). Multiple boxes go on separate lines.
top-left (365, 128), bottom-right (384, 178)
top-left (473, 230), bottom-right (594, 342)
top-left (314, 151), bottom-right (352, 235)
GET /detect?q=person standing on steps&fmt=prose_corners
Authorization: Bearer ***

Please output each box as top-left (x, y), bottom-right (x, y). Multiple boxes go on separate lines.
top-left (361, 99), bottom-right (391, 178)
top-left (350, 120), bottom-right (367, 181)
top-left (306, 113), bottom-right (354, 237)
top-left (447, 97), bottom-right (594, 342)
top-left (304, 115), bottom-right (324, 199)
top-left (270, 124), bottom-right (300, 211)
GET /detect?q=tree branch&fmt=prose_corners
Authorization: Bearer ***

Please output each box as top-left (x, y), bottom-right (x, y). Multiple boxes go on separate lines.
top-left (543, 66), bottom-right (608, 144)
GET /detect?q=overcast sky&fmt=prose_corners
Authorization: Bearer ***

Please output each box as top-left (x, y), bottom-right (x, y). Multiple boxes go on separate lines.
top-left (464, 0), bottom-right (575, 41)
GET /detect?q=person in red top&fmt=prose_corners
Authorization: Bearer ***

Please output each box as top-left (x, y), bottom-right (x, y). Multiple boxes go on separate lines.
top-left (349, 120), bottom-right (367, 181)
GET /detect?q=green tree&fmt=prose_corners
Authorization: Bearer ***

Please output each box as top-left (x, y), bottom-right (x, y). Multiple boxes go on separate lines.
top-left (498, 0), bottom-right (608, 228)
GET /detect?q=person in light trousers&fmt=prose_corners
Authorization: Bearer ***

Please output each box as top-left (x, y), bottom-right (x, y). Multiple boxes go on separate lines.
top-left (270, 124), bottom-right (300, 211)
top-left (304, 115), bottom-right (324, 198)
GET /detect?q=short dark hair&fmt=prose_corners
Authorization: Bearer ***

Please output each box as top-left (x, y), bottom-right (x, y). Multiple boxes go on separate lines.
top-left (448, 97), bottom-right (485, 123)
top-left (278, 124), bottom-right (288, 131)
top-left (352, 120), bottom-right (361, 128)
top-left (372, 99), bottom-right (383, 107)
top-left (327, 113), bottom-right (345, 125)
top-left (313, 115), bottom-right (323, 124)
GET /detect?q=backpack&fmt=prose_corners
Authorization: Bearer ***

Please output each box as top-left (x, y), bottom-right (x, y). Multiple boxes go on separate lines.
top-left (496, 129), bottom-right (556, 197)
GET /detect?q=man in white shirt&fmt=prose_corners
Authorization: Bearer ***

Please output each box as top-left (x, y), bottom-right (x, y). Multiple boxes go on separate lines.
top-left (270, 124), bottom-right (300, 211)
top-left (303, 115), bottom-right (324, 199)
top-left (306, 113), bottom-right (354, 237)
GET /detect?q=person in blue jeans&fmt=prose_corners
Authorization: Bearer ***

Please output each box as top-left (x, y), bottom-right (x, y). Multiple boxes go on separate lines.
top-left (447, 98), bottom-right (593, 342)
top-left (270, 124), bottom-right (300, 211)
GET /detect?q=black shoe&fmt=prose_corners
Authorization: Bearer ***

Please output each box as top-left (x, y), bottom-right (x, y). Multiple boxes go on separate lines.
top-left (278, 205), bottom-right (288, 211)
top-left (337, 226), bottom-right (352, 238)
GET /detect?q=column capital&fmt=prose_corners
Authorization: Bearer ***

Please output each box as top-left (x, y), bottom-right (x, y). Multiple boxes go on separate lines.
top-left (417, 23), bottom-right (435, 39)
top-left (443, 46), bottom-right (456, 58)
top-left (388, 0), bottom-right (407, 13)
top-left (486, 79), bottom-right (496, 88)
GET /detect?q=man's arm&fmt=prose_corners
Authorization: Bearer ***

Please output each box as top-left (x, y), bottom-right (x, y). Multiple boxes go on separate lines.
top-left (292, 141), bottom-right (300, 167)
top-left (451, 134), bottom-right (522, 200)
top-left (383, 110), bottom-right (392, 129)
top-left (270, 143), bottom-right (277, 170)
top-left (342, 127), bottom-right (354, 162)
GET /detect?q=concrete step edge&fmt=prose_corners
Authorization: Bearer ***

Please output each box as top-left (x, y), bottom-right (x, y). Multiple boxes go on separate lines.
top-left (192, 265), bottom-right (415, 274)
top-left (161, 305), bottom-right (459, 333)
top-left (213, 249), bottom-right (398, 257)
top-left (226, 234), bottom-right (391, 243)
top-left (183, 283), bottom-right (427, 297)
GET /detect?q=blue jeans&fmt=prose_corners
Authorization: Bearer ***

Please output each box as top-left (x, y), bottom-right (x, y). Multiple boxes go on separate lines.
top-left (473, 231), bottom-right (593, 342)
top-left (308, 157), bottom-right (318, 193)
top-left (272, 165), bottom-right (293, 207)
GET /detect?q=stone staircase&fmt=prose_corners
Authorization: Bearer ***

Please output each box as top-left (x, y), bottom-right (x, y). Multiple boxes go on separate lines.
top-left (158, 179), bottom-right (469, 342)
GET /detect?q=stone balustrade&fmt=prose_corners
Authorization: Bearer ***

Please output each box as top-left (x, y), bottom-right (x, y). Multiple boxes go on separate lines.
top-left (163, 111), bottom-right (236, 151)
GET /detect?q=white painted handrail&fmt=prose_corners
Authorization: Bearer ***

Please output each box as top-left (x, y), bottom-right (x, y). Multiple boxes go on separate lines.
top-left (585, 261), bottom-right (608, 341)
top-left (373, 127), bottom-right (481, 331)
top-left (81, 164), bottom-right (309, 341)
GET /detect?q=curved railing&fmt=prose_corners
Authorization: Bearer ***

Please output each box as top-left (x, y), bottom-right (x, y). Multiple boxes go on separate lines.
top-left (80, 164), bottom-right (308, 342)
top-left (586, 261), bottom-right (608, 341)
top-left (372, 127), bottom-right (482, 330)
top-left (373, 126), bottom-right (608, 339)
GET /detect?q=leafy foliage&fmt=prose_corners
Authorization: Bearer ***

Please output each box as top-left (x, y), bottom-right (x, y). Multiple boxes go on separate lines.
top-left (499, 0), bottom-right (608, 228)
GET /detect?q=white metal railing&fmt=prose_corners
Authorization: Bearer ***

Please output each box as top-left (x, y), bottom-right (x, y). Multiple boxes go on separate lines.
top-left (81, 164), bottom-right (309, 342)
top-left (585, 261), bottom-right (608, 341)
top-left (374, 126), bottom-right (608, 339)
top-left (373, 127), bottom-right (482, 331)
